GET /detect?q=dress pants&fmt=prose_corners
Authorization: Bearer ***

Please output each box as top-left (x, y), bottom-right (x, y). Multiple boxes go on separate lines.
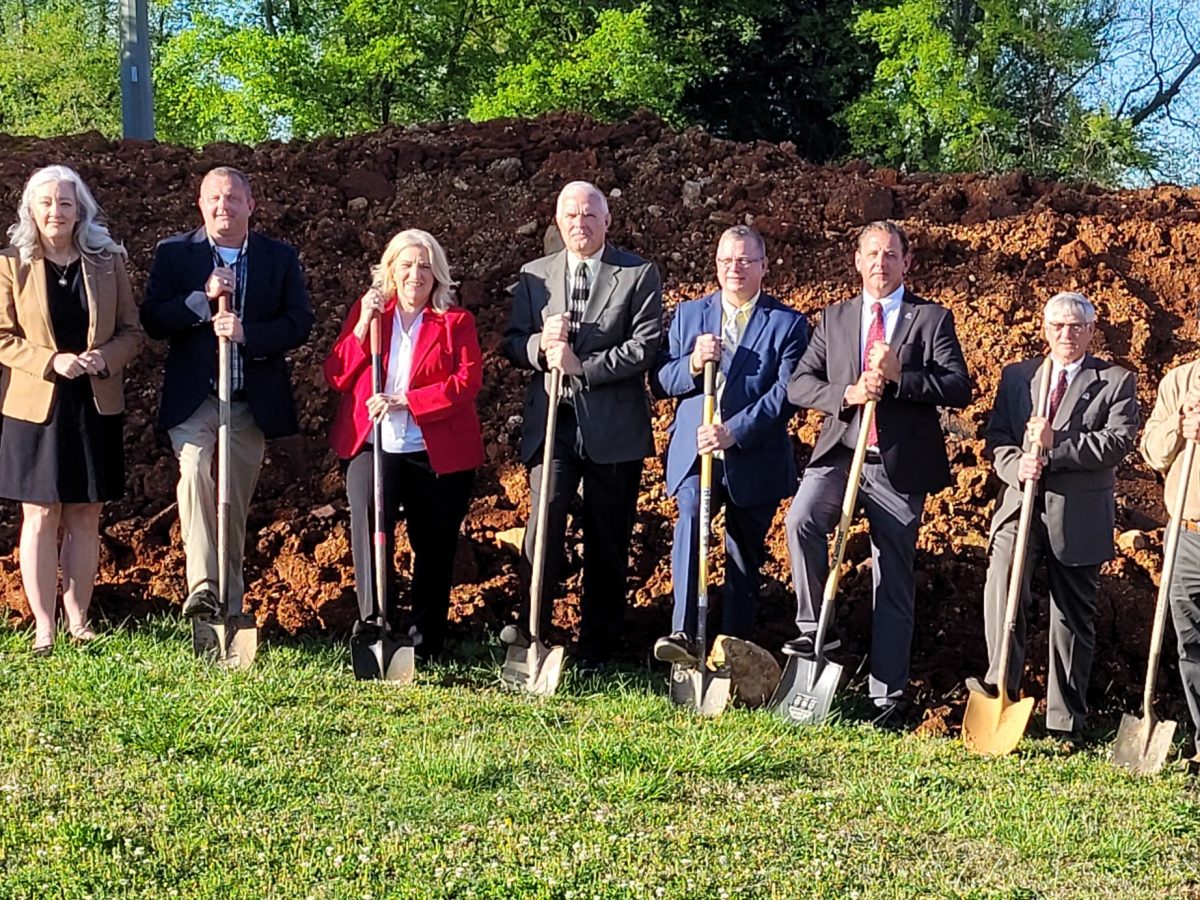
top-left (522, 404), bottom-right (643, 662)
top-left (345, 448), bottom-right (474, 656)
top-left (671, 458), bottom-right (776, 642)
top-left (784, 445), bottom-right (925, 706)
top-left (983, 510), bottom-right (1100, 733)
top-left (168, 396), bottom-right (265, 611)
top-left (1168, 529), bottom-right (1200, 743)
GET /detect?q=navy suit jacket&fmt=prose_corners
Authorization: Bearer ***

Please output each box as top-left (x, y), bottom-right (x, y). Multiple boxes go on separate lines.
top-left (788, 289), bottom-right (972, 495)
top-left (650, 291), bottom-right (809, 507)
top-left (141, 227), bottom-right (313, 438)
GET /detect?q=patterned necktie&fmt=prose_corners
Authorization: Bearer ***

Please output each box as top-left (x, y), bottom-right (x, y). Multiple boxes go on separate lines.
top-left (568, 262), bottom-right (588, 343)
top-left (864, 301), bottom-right (885, 446)
top-left (1047, 369), bottom-right (1069, 421)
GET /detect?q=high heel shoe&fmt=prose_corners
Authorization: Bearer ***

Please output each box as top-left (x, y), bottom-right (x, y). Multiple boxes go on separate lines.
top-left (32, 634), bottom-right (54, 657)
top-left (68, 624), bottom-right (98, 644)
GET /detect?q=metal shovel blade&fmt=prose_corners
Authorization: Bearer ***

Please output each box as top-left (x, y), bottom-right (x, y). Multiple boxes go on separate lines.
top-left (221, 615), bottom-right (258, 672)
top-left (961, 691), bottom-right (1035, 756)
top-left (668, 664), bottom-right (732, 717)
top-left (500, 639), bottom-right (564, 696)
top-left (767, 655), bottom-right (843, 726)
top-left (1112, 712), bottom-right (1177, 775)
top-left (382, 642), bottom-right (416, 685)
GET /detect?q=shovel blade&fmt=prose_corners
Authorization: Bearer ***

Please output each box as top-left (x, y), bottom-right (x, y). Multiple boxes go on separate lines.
top-left (668, 664), bottom-right (732, 717)
top-left (382, 643), bottom-right (416, 685)
top-left (222, 615), bottom-right (258, 671)
top-left (962, 692), bottom-right (1034, 756)
top-left (500, 640), bottom-right (564, 696)
top-left (1112, 712), bottom-right (1177, 775)
top-left (767, 655), bottom-right (842, 726)
top-left (192, 616), bottom-right (224, 662)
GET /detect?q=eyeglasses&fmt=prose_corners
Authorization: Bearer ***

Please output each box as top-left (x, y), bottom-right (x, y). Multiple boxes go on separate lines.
top-left (716, 256), bottom-right (764, 270)
top-left (1046, 321), bottom-right (1090, 333)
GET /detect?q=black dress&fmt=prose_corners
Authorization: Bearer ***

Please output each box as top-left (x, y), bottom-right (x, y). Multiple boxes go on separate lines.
top-left (0, 259), bottom-right (125, 503)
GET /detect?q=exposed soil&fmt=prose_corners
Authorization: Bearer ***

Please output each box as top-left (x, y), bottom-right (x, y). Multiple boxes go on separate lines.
top-left (1, 113), bottom-right (1197, 726)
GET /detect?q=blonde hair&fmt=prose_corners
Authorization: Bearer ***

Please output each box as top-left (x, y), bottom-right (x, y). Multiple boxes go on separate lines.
top-left (372, 229), bottom-right (455, 312)
top-left (7, 165), bottom-right (126, 264)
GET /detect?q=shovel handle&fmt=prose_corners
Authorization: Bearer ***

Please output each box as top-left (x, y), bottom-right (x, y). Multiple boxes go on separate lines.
top-left (994, 356), bottom-right (1055, 701)
top-left (1143, 438), bottom-right (1197, 716)
top-left (529, 367), bottom-right (563, 640)
top-left (369, 314), bottom-right (389, 632)
top-left (696, 361), bottom-right (717, 665)
top-left (217, 291), bottom-right (233, 616)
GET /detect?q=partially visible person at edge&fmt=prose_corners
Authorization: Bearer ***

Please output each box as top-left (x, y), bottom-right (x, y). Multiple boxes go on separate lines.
top-left (141, 167), bottom-right (313, 622)
top-left (0, 164), bottom-right (143, 655)
top-left (324, 229), bottom-right (483, 659)
top-left (1141, 348), bottom-right (1200, 762)
top-left (501, 180), bottom-right (663, 672)
top-left (650, 225), bottom-right (809, 665)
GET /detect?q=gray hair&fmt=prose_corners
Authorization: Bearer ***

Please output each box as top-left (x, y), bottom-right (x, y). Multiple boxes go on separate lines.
top-left (857, 220), bottom-right (910, 255)
top-left (1043, 291), bottom-right (1096, 324)
top-left (372, 228), bottom-right (456, 312)
top-left (718, 225), bottom-right (766, 258)
top-left (201, 166), bottom-right (253, 198)
top-left (7, 165), bottom-right (125, 264)
top-left (556, 181), bottom-right (610, 217)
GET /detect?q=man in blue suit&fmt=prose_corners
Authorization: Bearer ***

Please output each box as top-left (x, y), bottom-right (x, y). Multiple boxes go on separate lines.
top-left (141, 167), bottom-right (313, 619)
top-left (650, 225), bottom-right (809, 663)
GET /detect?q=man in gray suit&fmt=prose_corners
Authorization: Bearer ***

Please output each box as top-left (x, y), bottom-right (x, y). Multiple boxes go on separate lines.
top-left (502, 181), bottom-right (663, 668)
top-left (784, 221), bottom-right (973, 727)
top-left (974, 292), bottom-right (1138, 745)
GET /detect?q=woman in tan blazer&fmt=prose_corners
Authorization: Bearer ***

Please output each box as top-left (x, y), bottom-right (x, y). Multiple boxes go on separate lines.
top-left (0, 165), bottom-right (142, 655)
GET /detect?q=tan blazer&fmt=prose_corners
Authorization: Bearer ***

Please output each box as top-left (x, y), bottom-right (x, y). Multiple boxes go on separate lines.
top-left (0, 245), bottom-right (142, 424)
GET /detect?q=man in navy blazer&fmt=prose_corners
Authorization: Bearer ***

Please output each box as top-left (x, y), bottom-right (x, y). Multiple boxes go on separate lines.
top-left (141, 167), bottom-right (313, 618)
top-left (649, 226), bottom-right (809, 663)
top-left (784, 221), bottom-right (972, 727)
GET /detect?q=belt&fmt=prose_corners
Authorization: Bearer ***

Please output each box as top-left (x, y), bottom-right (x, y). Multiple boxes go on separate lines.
top-left (211, 388), bottom-right (248, 402)
top-left (863, 449), bottom-right (883, 464)
top-left (1183, 520), bottom-right (1200, 534)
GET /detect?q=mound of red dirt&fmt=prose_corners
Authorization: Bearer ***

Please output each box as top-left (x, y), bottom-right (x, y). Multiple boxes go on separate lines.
top-left (2, 112), bottom-right (1197, 722)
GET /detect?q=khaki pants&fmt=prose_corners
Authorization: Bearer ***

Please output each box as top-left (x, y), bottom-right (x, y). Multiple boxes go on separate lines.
top-left (168, 396), bottom-right (265, 610)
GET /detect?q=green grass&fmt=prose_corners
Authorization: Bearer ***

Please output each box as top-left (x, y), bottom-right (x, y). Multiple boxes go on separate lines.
top-left (1, 622), bottom-right (1197, 899)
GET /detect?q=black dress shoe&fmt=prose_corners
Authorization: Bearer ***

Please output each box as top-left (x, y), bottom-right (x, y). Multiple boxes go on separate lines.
top-left (575, 656), bottom-right (610, 676)
top-left (1047, 727), bottom-right (1086, 753)
top-left (653, 631), bottom-right (698, 665)
top-left (351, 619), bottom-right (382, 642)
top-left (871, 700), bottom-right (914, 732)
top-left (782, 633), bottom-right (841, 657)
top-left (182, 588), bottom-right (220, 619)
top-left (499, 624), bottom-right (532, 648)
top-left (964, 676), bottom-right (999, 698)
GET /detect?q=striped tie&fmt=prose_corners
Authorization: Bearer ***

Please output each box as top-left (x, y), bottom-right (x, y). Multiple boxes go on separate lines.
top-left (864, 302), bottom-right (885, 446)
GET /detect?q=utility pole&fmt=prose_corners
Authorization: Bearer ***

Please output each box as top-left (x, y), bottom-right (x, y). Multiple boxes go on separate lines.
top-left (119, 0), bottom-right (154, 139)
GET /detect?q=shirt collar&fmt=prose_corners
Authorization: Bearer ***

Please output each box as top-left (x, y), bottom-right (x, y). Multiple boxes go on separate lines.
top-left (721, 291), bottom-right (760, 319)
top-left (1052, 356), bottom-right (1086, 380)
top-left (393, 306), bottom-right (425, 337)
top-left (862, 283), bottom-right (906, 311)
top-left (208, 234), bottom-right (249, 259)
top-left (567, 248), bottom-right (604, 279)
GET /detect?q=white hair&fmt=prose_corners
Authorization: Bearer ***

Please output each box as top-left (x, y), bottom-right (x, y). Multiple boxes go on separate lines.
top-left (556, 181), bottom-right (610, 217)
top-left (7, 165), bottom-right (125, 264)
top-left (1043, 291), bottom-right (1095, 324)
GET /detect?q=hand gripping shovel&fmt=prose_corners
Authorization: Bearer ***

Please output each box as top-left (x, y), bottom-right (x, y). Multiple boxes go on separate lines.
top-left (962, 356), bottom-right (1055, 755)
top-left (768, 398), bottom-right (878, 725)
top-left (193, 291), bottom-right (258, 670)
top-left (501, 367), bottom-right (566, 695)
top-left (1111, 440), bottom-right (1191, 773)
top-left (668, 361), bottom-right (732, 716)
top-left (350, 313), bottom-right (415, 684)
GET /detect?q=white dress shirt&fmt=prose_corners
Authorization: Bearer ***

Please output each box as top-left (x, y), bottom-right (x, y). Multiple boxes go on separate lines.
top-left (859, 283), bottom-right (906, 360)
top-left (372, 307), bottom-right (426, 453)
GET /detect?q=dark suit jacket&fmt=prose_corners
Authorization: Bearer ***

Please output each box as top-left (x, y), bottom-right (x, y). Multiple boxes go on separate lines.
top-left (141, 227), bottom-right (313, 438)
top-left (787, 289), bottom-right (972, 494)
top-left (650, 291), bottom-right (808, 507)
top-left (503, 244), bottom-right (663, 465)
top-left (985, 354), bottom-right (1138, 566)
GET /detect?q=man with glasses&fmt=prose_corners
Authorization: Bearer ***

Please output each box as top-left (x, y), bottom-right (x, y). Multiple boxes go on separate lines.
top-left (973, 292), bottom-right (1137, 748)
top-left (782, 220), bottom-right (972, 729)
top-left (649, 226), bottom-right (809, 665)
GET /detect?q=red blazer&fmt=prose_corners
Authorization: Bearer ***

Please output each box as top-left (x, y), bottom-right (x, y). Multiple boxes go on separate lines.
top-left (324, 300), bottom-right (484, 474)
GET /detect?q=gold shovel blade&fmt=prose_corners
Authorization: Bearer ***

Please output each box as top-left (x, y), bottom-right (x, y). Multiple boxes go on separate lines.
top-left (382, 644), bottom-right (416, 685)
top-left (1111, 713), bottom-right (1177, 775)
top-left (962, 692), bottom-right (1034, 756)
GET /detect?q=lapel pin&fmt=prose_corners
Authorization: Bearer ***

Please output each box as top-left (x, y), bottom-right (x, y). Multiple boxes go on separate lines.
top-left (1082, 392), bottom-right (1091, 401)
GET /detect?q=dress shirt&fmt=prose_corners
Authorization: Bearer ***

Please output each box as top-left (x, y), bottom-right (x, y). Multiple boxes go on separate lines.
top-left (565, 249), bottom-right (602, 301)
top-left (372, 307), bottom-right (426, 453)
top-left (858, 283), bottom-right (906, 360)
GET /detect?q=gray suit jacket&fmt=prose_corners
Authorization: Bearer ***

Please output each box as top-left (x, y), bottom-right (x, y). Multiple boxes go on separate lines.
top-left (788, 289), bottom-right (972, 494)
top-left (503, 244), bottom-right (663, 465)
top-left (985, 354), bottom-right (1139, 566)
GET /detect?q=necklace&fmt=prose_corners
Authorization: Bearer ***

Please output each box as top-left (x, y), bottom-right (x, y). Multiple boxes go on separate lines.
top-left (45, 259), bottom-right (72, 288)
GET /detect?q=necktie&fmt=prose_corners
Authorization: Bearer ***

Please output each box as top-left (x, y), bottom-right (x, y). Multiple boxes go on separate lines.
top-left (569, 262), bottom-right (588, 343)
top-left (864, 302), bottom-right (885, 446)
top-left (1047, 369), bottom-right (1069, 421)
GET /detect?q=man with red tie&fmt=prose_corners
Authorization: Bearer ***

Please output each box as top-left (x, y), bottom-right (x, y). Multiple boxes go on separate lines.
top-left (783, 221), bottom-right (972, 728)
top-left (974, 292), bottom-right (1138, 747)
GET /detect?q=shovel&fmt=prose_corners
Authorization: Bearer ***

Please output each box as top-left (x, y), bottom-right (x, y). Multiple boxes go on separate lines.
top-left (768, 398), bottom-right (878, 725)
top-left (349, 312), bottom-right (415, 684)
top-left (500, 367), bottom-right (566, 695)
top-left (962, 356), bottom-right (1054, 755)
top-left (1111, 440), bottom-right (1192, 773)
top-left (667, 360), bottom-right (731, 716)
top-left (193, 290), bottom-right (258, 671)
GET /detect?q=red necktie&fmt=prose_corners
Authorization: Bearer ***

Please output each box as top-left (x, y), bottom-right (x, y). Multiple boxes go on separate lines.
top-left (1047, 369), bottom-right (1068, 422)
top-left (864, 302), bottom-right (885, 446)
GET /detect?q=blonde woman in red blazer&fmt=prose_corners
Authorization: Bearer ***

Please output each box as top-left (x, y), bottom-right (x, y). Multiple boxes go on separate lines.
top-left (324, 229), bottom-right (483, 657)
top-left (0, 165), bottom-right (142, 655)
